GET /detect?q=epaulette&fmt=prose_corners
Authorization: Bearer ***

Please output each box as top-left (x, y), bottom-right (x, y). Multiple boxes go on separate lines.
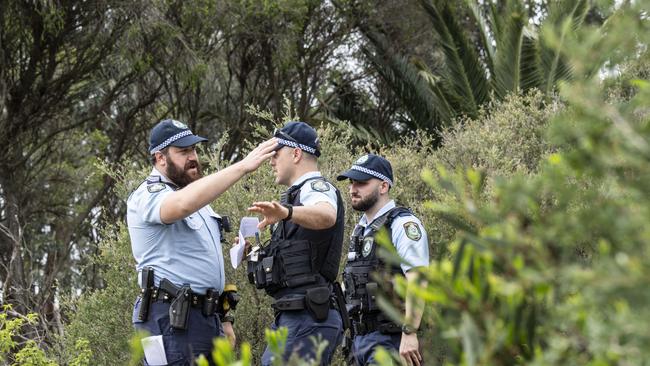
top-left (145, 175), bottom-right (178, 193)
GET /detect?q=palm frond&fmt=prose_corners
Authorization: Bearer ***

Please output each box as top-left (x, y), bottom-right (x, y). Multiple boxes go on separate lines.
top-left (540, 0), bottom-right (589, 94)
top-left (420, 0), bottom-right (488, 117)
top-left (490, 0), bottom-right (526, 98)
top-left (520, 26), bottom-right (543, 92)
top-left (362, 28), bottom-right (452, 134)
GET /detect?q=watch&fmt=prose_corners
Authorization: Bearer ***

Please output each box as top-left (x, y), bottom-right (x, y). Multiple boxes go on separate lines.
top-left (282, 203), bottom-right (293, 221)
top-left (401, 324), bottom-right (416, 335)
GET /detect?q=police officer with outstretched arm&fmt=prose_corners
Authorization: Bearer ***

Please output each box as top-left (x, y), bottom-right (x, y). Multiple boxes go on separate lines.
top-left (246, 121), bottom-right (345, 365)
top-left (127, 119), bottom-right (276, 365)
top-left (337, 154), bottom-right (430, 366)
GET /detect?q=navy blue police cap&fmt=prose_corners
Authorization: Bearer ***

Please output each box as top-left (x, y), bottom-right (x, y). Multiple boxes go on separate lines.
top-left (337, 153), bottom-right (394, 187)
top-left (149, 119), bottom-right (208, 154)
top-left (273, 121), bottom-right (321, 157)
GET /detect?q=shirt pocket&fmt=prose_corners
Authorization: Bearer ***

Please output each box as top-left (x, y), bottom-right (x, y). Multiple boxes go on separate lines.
top-left (183, 214), bottom-right (204, 230)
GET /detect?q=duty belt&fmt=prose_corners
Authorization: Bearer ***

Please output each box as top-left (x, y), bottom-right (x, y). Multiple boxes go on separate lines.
top-left (352, 313), bottom-right (401, 335)
top-left (271, 296), bottom-right (339, 312)
top-left (148, 280), bottom-right (220, 313)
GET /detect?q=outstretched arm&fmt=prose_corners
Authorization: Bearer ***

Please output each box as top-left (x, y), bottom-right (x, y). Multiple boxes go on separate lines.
top-left (160, 138), bottom-right (277, 224)
top-left (248, 201), bottom-right (336, 230)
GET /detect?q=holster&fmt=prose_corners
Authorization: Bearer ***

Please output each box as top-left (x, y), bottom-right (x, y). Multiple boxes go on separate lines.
top-left (217, 285), bottom-right (240, 315)
top-left (169, 284), bottom-right (191, 330)
top-left (364, 282), bottom-right (379, 313)
top-left (333, 282), bottom-right (351, 331)
top-left (304, 287), bottom-right (330, 322)
top-left (137, 267), bottom-right (154, 322)
top-left (202, 288), bottom-right (218, 317)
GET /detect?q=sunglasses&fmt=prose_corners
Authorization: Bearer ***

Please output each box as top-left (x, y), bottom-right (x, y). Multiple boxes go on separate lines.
top-left (273, 128), bottom-right (298, 143)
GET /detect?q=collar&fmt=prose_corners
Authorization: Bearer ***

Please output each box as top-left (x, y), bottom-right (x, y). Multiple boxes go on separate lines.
top-left (148, 167), bottom-right (175, 185)
top-left (359, 200), bottom-right (396, 228)
top-left (290, 171), bottom-right (322, 187)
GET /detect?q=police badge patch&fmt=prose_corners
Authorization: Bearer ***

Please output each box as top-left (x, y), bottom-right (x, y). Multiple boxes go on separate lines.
top-left (362, 237), bottom-right (374, 257)
top-left (147, 182), bottom-right (167, 193)
top-left (403, 221), bottom-right (422, 241)
top-left (171, 120), bottom-right (188, 129)
top-left (311, 180), bottom-right (330, 192)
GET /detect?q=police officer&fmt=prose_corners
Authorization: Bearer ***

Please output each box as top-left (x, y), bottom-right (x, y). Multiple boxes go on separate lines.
top-left (337, 154), bottom-right (429, 366)
top-left (247, 121), bottom-right (345, 365)
top-left (127, 119), bottom-right (276, 365)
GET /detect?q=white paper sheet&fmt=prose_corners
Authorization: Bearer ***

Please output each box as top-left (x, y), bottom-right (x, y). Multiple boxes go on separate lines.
top-left (141, 335), bottom-right (167, 365)
top-left (230, 217), bottom-right (260, 269)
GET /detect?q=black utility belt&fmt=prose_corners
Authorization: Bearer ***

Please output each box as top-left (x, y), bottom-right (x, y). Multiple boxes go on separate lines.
top-left (149, 287), bottom-right (219, 310)
top-left (271, 287), bottom-right (335, 322)
top-left (145, 279), bottom-right (221, 318)
top-left (272, 296), bottom-right (338, 312)
top-left (352, 314), bottom-right (401, 335)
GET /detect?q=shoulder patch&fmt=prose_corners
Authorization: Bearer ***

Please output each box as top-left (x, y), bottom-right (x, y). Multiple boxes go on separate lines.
top-left (310, 180), bottom-right (330, 192)
top-left (403, 221), bottom-right (422, 241)
top-left (147, 182), bottom-right (167, 193)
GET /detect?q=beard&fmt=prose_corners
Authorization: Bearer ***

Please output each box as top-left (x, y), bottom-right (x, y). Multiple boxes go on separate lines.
top-left (351, 187), bottom-right (380, 212)
top-left (165, 157), bottom-right (203, 188)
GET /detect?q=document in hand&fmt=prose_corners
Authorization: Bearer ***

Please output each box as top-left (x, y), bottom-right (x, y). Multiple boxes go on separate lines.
top-left (230, 216), bottom-right (260, 269)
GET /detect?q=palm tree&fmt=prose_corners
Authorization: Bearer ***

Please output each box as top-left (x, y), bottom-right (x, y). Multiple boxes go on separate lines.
top-left (332, 0), bottom-right (594, 144)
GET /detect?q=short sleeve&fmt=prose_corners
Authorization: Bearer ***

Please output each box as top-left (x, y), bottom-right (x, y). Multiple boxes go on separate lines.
top-left (299, 179), bottom-right (338, 210)
top-left (128, 183), bottom-right (173, 225)
top-left (391, 215), bottom-right (430, 273)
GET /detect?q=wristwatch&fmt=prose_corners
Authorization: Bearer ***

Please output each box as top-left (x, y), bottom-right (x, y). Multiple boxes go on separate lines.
top-left (401, 323), bottom-right (416, 335)
top-left (282, 203), bottom-right (293, 221)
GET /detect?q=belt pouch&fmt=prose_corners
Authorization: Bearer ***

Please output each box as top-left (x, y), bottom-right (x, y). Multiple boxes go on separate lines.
top-left (203, 288), bottom-right (217, 316)
top-left (169, 285), bottom-right (191, 330)
top-left (305, 287), bottom-right (330, 322)
top-left (247, 260), bottom-right (257, 285)
top-left (262, 256), bottom-right (276, 287)
top-left (365, 282), bottom-right (379, 312)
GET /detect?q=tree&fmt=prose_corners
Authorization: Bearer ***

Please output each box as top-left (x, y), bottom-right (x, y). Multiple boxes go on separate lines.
top-left (332, 0), bottom-right (598, 144)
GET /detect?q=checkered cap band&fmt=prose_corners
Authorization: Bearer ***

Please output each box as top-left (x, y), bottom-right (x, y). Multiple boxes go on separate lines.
top-left (351, 165), bottom-right (394, 186)
top-left (150, 130), bottom-right (192, 154)
top-left (277, 138), bottom-right (317, 155)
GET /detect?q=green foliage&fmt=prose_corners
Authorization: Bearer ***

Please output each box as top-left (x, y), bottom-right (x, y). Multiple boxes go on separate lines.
top-left (369, 1), bottom-right (650, 365)
top-left (61, 221), bottom-right (138, 366)
top-left (335, 0), bottom-right (592, 143)
top-left (1, 306), bottom-right (91, 366)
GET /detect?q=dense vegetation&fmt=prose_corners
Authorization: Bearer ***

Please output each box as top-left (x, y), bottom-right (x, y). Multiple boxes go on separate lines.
top-left (2, 0), bottom-right (649, 365)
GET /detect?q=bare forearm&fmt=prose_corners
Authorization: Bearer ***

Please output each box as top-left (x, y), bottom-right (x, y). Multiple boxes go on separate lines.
top-left (161, 162), bottom-right (247, 223)
top-left (404, 270), bottom-right (426, 329)
top-left (289, 203), bottom-right (336, 230)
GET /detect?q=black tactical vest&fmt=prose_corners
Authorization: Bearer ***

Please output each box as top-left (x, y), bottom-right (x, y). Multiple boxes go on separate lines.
top-left (343, 207), bottom-right (411, 319)
top-left (255, 177), bottom-right (345, 299)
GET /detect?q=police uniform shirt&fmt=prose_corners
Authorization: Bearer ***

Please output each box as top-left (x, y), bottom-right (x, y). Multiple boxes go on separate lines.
top-left (291, 171), bottom-right (338, 210)
top-left (127, 168), bottom-right (225, 294)
top-left (358, 200), bottom-right (430, 273)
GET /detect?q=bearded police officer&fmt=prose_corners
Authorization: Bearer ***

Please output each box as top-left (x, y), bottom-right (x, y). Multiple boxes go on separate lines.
top-left (247, 121), bottom-right (345, 365)
top-left (337, 154), bottom-right (429, 366)
top-left (127, 119), bottom-right (276, 365)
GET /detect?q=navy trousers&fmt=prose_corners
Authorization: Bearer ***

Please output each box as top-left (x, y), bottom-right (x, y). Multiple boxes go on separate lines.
top-left (352, 330), bottom-right (401, 366)
top-left (132, 297), bottom-right (224, 366)
top-left (261, 308), bottom-right (343, 366)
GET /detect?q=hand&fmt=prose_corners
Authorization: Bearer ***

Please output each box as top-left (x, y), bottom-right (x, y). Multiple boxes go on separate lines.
top-left (239, 138), bottom-right (277, 173)
top-left (248, 201), bottom-right (289, 229)
top-left (222, 321), bottom-right (236, 347)
top-left (399, 333), bottom-right (422, 366)
top-left (234, 237), bottom-right (252, 258)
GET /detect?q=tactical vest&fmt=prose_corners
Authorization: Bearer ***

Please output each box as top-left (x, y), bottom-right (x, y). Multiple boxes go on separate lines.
top-left (343, 207), bottom-right (411, 324)
top-left (251, 177), bottom-right (345, 299)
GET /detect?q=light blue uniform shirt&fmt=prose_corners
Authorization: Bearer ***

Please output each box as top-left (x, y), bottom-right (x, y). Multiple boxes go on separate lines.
top-left (292, 171), bottom-right (338, 209)
top-left (127, 168), bottom-right (225, 294)
top-left (358, 200), bottom-right (430, 273)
